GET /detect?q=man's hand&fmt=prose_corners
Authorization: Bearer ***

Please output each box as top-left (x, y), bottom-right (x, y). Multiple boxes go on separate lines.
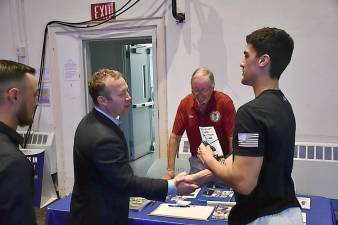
top-left (174, 172), bottom-right (199, 195)
top-left (197, 143), bottom-right (217, 167)
top-left (162, 169), bottom-right (175, 180)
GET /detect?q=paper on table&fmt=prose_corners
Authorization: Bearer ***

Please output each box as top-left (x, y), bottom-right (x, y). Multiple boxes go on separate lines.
top-left (149, 203), bottom-right (215, 221)
top-left (211, 205), bottom-right (231, 220)
top-left (181, 188), bottom-right (201, 199)
top-left (199, 126), bottom-right (223, 157)
top-left (129, 197), bottom-right (152, 211)
top-left (302, 212), bottom-right (307, 224)
top-left (297, 197), bottom-right (311, 209)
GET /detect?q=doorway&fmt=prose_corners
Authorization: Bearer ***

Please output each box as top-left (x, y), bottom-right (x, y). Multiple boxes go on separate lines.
top-left (83, 38), bottom-right (157, 173)
top-left (49, 18), bottom-right (168, 195)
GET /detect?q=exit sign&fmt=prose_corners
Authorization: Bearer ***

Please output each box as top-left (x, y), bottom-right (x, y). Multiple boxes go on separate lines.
top-left (91, 2), bottom-right (116, 21)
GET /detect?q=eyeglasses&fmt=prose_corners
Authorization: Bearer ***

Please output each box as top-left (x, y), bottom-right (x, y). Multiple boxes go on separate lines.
top-left (191, 88), bottom-right (212, 95)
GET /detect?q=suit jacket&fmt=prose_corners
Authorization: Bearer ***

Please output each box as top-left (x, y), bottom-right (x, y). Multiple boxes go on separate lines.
top-left (0, 122), bottom-right (37, 225)
top-left (70, 109), bottom-right (168, 225)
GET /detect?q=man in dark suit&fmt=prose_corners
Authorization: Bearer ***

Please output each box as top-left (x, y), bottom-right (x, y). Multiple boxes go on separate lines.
top-left (70, 69), bottom-right (197, 225)
top-left (0, 60), bottom-right (39, 225)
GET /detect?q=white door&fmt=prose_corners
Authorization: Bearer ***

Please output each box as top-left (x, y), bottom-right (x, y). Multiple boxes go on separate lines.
top-left (124, 44), bottom-right (155, 160)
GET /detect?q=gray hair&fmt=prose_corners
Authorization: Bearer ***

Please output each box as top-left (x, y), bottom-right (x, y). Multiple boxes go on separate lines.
top-left (191, 67), bottom-right (215, 86)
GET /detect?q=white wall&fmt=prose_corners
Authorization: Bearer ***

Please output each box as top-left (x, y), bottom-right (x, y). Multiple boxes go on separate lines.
top-left (0, 0), bottom-right (18, 61)
top-left (166, 0), bottom-right (338, 142)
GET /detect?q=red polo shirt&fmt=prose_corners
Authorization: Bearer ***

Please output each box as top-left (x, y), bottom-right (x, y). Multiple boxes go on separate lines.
top-left (172, 91), bottom-right (236, 156)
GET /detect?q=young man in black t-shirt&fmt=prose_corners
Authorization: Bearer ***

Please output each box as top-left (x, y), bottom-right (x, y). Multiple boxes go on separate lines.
top-left (183, 28), bottom-right (302, 225)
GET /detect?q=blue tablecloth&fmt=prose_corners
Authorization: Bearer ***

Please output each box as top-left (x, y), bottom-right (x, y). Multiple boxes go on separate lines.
top-left (45, 190), bottom-right (337, 225)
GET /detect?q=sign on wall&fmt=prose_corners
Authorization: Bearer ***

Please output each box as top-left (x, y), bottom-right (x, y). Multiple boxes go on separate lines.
top-left (91, 2), bottom-right (116, 21)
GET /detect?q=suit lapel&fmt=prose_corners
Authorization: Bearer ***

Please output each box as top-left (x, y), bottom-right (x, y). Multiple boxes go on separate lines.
top-left (92, 109), bottom-right (128, 148)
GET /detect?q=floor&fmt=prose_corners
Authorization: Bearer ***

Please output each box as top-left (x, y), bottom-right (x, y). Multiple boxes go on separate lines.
top-left (35, 207), bottom-right (47, 225)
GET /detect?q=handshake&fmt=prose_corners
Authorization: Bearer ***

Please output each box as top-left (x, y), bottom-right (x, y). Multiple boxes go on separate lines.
top-left (171, 172), bottom-right (201, 196)
top-left (163, 143), bottom-right (218, 195)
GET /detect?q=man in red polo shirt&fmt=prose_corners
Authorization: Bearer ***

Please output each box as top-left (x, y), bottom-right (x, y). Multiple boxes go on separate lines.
top-left (163, 67), bottom-right (236, 179)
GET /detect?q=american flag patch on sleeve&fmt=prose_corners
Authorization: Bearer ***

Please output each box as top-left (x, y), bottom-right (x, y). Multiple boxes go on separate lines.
top-left (238, 133), bottom-right (259, 148)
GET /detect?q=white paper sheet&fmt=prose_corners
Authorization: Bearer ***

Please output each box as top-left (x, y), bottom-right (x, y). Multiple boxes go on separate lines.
top-left (199, 126), bottom-right (223, 157)
top-left (297, 197), bottom-right (311, 209)
top-left (149, 203), bottom-right (214, 220)
top-left (302, 212), bottom-right (307, 224)
top-left (181, 188), bottom-right (201, 199)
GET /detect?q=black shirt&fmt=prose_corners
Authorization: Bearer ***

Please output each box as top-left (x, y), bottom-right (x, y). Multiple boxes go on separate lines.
top-left (0, 122), bottom-right (37, 225)
top-left (229, 90), bottom-right (300, 225)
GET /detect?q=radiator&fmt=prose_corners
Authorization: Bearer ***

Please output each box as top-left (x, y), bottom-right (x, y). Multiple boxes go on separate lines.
top-left (293, 142), bottom-right (338, 199)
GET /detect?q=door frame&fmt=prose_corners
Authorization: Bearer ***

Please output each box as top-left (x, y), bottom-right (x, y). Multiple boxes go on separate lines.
top-left (48, 17), bottom-right (168, 196)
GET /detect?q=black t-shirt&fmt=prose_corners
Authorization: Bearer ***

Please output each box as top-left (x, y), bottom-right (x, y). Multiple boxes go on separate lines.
top-left (228, 90), bottom-right (301, 225)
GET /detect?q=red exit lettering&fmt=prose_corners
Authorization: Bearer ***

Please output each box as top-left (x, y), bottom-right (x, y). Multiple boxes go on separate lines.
top-left (91, 2), bottom-right (115, 21)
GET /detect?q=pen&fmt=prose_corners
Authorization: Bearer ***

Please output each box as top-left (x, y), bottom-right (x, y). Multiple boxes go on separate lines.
top-left (168, 204), bottom-right (190, 208)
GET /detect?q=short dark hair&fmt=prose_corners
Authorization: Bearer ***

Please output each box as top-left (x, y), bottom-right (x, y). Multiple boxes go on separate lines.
top-left (88, 68), bottom-right (122, 105)
top-left (246, 27), bottom-right (294, 79)
top-left (0, 59), bottom-right (35, 83)
top-left (0, 60), bottom-right (36, 103)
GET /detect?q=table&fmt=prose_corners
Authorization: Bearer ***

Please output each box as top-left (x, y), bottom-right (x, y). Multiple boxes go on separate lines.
top-left (45, 190), bottom-right (337, 225)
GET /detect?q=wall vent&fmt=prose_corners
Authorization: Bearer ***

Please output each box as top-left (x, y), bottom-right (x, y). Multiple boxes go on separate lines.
top-left (294, 142), bottom-right (338, 161)
top-left (293, 141), bottom-right (338, 199)
top-left (17, 131), bottom-right (56, 174)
